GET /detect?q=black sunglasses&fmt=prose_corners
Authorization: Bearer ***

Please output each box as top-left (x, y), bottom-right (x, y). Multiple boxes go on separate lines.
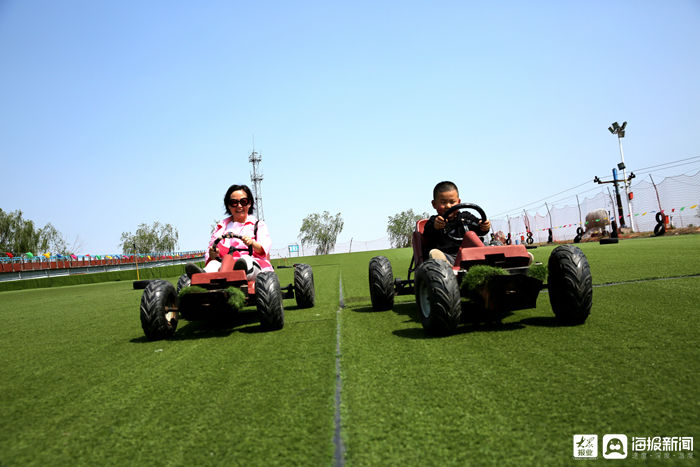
top-left (227, 198), bottom-right (250, 207)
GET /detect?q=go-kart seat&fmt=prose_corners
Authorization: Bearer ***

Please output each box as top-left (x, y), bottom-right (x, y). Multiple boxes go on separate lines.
top-left (412, 219), bottom-right (428, 267)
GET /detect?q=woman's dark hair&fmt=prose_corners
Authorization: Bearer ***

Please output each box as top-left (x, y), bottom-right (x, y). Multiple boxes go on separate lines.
top-left (223, 184), bottom-right (255, 215)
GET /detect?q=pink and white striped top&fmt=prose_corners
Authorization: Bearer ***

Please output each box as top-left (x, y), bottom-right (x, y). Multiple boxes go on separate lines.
top-left (205, 215), bottom-right (273, 271)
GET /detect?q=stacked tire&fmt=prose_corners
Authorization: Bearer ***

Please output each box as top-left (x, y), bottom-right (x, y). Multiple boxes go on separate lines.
top-left (654, 212), bottom-right (666, 236)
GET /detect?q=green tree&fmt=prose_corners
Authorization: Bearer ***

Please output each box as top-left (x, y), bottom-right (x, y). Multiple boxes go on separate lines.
top-left (387, 209), bottom-right (430, 248)
top-left (120, 221), bottom-right (179, 254)
top-left (298, 211), bottom-right (344, 255)
top-left (38, 222), bottom-right (70, 254)
top-left (0, 208), bottom-right (67, 255)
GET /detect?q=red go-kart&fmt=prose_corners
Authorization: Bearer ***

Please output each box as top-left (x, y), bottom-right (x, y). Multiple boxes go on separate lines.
top-left (368, 203), bottom-right (592, 335)
top-left (138, 233), bottom-right (315, 340)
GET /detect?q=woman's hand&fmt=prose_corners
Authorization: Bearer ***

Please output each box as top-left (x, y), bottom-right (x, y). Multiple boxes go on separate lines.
top-left (240, 236), bottom-right (263, 253)
top-left (209, 245), bottom-right (220, 260)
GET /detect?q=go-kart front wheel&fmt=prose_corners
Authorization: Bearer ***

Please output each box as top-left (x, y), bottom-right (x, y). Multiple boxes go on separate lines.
top-left (369, 255), bottom-right (394, 311)
top-left (415, 259), bottom-right (461, 335)
top-left (294, 263), bottom-right (315, 308)
top-left (256, 271), bottom-right (284, 330)
top-left (140, 279), bottom-right (178, 340)
top-left (547, 245), bottom-right (592, 324)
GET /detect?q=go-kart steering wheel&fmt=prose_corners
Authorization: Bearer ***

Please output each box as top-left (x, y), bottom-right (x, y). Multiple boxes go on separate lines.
top-left (212, 232), bottom-right (243, 248)
top-left (440, 203), bottom-right (488, 242)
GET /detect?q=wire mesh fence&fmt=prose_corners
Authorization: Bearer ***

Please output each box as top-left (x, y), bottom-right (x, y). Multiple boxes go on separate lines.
top-left (490, 170), bottom-right (699, 243)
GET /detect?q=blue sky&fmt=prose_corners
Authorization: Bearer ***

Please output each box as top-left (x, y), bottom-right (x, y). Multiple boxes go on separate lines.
top-left (1, 1), bottom-right (698, 255)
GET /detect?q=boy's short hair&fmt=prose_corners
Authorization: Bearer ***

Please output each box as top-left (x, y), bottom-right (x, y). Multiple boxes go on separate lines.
top-left (433, 181), bottom-right (459, 200)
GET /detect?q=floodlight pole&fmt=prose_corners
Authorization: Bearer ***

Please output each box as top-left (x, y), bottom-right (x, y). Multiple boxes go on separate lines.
top-left (617, 136), bottom-right (636, 231)
top-left (609, 122), bottom-right (636, 231)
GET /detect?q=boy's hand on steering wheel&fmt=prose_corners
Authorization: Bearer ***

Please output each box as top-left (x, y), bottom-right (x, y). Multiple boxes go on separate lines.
top-left (479, 219), bottom-right (491, 232)
top-left (434, 216), bottom-right (447, 230)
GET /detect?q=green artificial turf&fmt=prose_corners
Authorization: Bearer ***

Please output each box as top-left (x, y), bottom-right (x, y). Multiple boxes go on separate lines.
top-left (337, 236), bottom-right (700, 465)
top-left (0, 266), bottom-right (340, 466)
top-left (339, 279), bottom-right (700, 465)
top-left (1, 235), bottom-right (699, 465)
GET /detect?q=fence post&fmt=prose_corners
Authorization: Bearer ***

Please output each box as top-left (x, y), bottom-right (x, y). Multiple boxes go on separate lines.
top-left (649, 175), bottom-right (663, 213)
top-left (576, 195), bottom-right (583, 231)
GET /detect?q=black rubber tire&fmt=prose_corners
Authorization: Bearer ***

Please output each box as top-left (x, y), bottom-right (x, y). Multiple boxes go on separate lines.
top-left (414, 259), bottom-right (461, 335)
top-left (654, 223), bottom-right (666, 236)
top-left (133, 279), bottom-right (155, 290)
top-left (547, 245), bottom-right (592, 325)
top-left (140, 279), bottom-right (178, 340)
top-left (576, 227), bottom-right (584, 236)
top-left (573, 234), bottom-right (582, 244)
top-left (526, 236), bottom-right (534, 245)
top-left (599, 238), bottom-right (619, 244)
top-left (294, 263), bottom-right (315, 308)
top-left (369, 256), bottom-right (395, 311)
top-left (255, 271), bottom-right (284, 330)
top-left (176, 273), bottom-right (191, 294)
top-left (655, 212), bottom-right (664, 223)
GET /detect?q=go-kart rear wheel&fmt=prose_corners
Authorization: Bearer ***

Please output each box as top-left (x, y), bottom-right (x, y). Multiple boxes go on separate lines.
top-left (256, 271), bottom-right (284, 330)
top-left (140, 279), bottom-right (178, 340)
top-left (415, 259), bottom-right (461, 335)
top-left (176, 273), bottom-right (190, 294)
top-left (547, 245), bottom-right (592, 325)
top-left (294, 263), bottom-right (315, 308)
top-left (369, 256), bottom-right (394, 311)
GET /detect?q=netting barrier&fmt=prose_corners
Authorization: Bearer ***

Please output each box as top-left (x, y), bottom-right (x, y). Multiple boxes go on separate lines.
top-left (491, 171), bottom-right (700, 243)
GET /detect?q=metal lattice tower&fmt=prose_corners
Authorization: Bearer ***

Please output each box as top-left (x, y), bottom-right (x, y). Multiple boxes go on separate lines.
top-left (249, 149), bottom-right (264, 220)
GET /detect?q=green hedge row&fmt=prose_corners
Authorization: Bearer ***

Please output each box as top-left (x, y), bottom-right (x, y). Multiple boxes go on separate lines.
top-left (0, 262), bottom-right (205, 293)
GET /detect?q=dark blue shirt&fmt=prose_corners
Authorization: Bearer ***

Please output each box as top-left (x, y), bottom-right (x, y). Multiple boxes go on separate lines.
top-left (422, 211), bottom-right (484, 258)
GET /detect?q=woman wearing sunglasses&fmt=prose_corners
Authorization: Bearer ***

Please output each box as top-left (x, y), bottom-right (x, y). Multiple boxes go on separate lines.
top-left (201, 184), bottom-right (273, 278)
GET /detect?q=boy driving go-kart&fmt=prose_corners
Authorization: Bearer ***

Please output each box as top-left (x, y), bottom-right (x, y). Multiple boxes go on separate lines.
top-left (368, 181), bottom-right (593, 335)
